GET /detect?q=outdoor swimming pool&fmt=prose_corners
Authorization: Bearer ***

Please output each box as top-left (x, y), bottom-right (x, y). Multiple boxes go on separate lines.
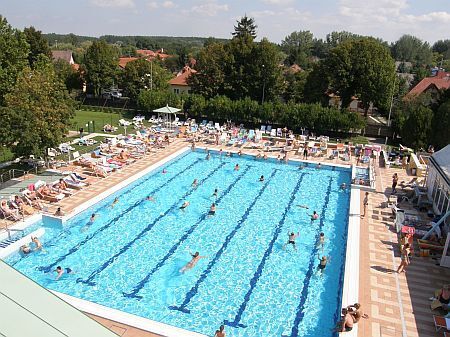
top-left (5, 149), bottom-right (352, 337)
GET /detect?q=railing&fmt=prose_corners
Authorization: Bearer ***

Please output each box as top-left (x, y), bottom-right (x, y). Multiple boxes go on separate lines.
top-left (1, 227), bottom-right (25, 240)
top-left (0, 167), bottom-right (38, 185)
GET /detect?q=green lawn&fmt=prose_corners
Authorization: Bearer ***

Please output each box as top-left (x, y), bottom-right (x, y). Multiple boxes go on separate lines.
top-left (70, 110), bottom-right (138, 134)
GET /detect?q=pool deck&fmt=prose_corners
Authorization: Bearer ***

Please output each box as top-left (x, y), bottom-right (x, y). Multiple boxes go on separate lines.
top-left (3, 137), bottom-right (450, 337)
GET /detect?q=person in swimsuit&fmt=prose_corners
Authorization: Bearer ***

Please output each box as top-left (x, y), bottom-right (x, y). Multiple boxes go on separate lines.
top-left (146, 195), bottom-right (155, 202)
top-left (162, 168), bottom-right (168, 174)
top-left (283, 232), bottom-right (299, 251)
top-left (318, 254), bottom-right (328, 273)
top-left (340, 183), bottom-right (347, 190)
top-left (347, 303), bottom-right (369, 322)
top-left (392, 173), bottom-right (398, 194)
top-left (397, 243), bottom-right (410, 273)
top-left (179, 252), bottom-right (206, 273)
top-left (208, 203), bottom-right (216, 216)
top-left (20, 244), bottom-right (32, 255)
top-left (310, 211), bottom-right (319, 223)
top-left (316, 163), bottom-right (321, 169)
top-left (191, 141), bottom-right (196, 151)
top-left (259, 175), bottom-right (264, 182)
top-left (81, 213), bottom-right (97, 232)
top-left (303, 147), bottom-right (308, 160)
top-left (206, 152), bottom-right (211, 160)
top-left (238, 150), bottom-right (242, 156)
top-left (316, 232), bottom-right (325, 249)
top-left (180, 201), bottom-right (190, 210)
top-left (110, 197), bottom-right (119, 208)
top-left (234, 164), bottom-right (240, 171)
top-left (192, 179), bottom-right (198, 188)
top-left (31, 236), bottom-right (43, 251)
top-left (337, 308), bottom-right (354, 332)
top-left (54, 207), bottom-right (64, 216)
top-left (214, 325), bottom-right (226, 337)
top-left (55, 266), bottom-right (73, 280)
top-left (212, 189), bottom-right (218, 198)
top-left (263, 154), bottom-right (268, 160)
top-left (226, 151), bottom-right (232, 157)
top-left (362, 192), bottom-right (369, 217)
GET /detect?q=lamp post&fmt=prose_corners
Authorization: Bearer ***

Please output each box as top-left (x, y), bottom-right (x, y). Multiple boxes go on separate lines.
top-left (261, 64), bottom-right (266, 104)
top-left (385, 74), bottom-right (397, 145)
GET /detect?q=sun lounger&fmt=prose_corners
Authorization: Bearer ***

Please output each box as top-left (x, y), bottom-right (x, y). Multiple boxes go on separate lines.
top-left (260, 125), bottom-right (266, 133)
top-left (417, 239), bottom-right (444, 251)
top-left (266, 125), bottom-right (272, 134)
top-left (433, 315), bottom-right (450, 331)
top-left (270, 129), bottom-right (276, 137)
top-left (119, 119), bottom-right (131, 126)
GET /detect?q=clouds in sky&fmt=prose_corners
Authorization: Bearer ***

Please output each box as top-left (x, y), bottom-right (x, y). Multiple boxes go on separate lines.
top-left (2, 0), bottom-right (450, 43)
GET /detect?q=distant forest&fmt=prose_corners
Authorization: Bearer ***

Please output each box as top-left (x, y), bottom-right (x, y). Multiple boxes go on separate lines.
top-left (43, 33), bottom-right (228, 54)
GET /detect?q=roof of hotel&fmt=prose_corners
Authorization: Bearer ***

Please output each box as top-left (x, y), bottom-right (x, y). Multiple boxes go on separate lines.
top-left (431, 144), bottom-right (450, 183)
top-left (408, 71), bottom-right (450, 97)
top-left (0, 260), bottom-right (117, 337)
top-left (169, 66), bottom-right (197, 86)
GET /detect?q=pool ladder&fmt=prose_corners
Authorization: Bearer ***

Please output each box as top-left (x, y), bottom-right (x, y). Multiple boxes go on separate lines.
top-left (0, 229), bottom-right (24, 249)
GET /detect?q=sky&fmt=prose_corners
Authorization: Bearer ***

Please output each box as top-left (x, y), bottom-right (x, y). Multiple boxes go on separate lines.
top-left (1, 0), bottom-right (450, 44)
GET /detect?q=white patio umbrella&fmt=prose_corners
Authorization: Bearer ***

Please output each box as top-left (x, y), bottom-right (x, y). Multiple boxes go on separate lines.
top-left (153, 104), bottom-right (181, 129)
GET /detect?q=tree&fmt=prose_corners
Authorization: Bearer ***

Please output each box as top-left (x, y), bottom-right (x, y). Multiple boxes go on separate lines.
top-left (120, 58), bottom-right (171, 101)
top-left (281, 31), bottom-right (314, 67)
top-left (0, 16), bottom-right (29, 105)
top-left (391, 35), bottom-right (432, 65)
top-left (325, 38), bottom-right (396, 115)
top-left (400, 98), bottom-right (433, 150)
top-left (431, 99), bottom-right (450, 149)
top-left (303, 62), bottom-right (329, 105)
top-left (283, 70), bottom-right (308, 103)
top-left (232, 15), bottom-right (257, 40)
top-left (24, 26), bottom-right (52, 67)
top-left (0, 56), bottom-right (75, 157)
top-left (83, 40), bottom-right (119, 96)
top-left (137, 90), bottom-right (181, 113)
top-left (325, 31), bottom-right (361, 49)
top-left (53, 59), bottom-right (82, 93)
top-left (188, 42), bottom-right (228, 99)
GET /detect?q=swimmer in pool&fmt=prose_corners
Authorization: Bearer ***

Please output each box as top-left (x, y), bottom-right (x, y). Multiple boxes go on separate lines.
top-left (206, 152), bottom-right (211, 160)
top-left (208, 203), bottom-right (216, 216)
top-left (259, 175), bottom-right (264, 182)
top-left (298, 164), bottom-right (305, 170)
top-left (316, 163), bottom-right (321, 169)
top-left (192, 179), bottom-right (198, 188)
top-left (316, 232), bottom-right (325, 249)
top-left (310, 211), bottom-right (319, 223)
top-left (234, 164), bottom-right (240, 171)
top-left (20, 244), bottom-right (32, 255)
top-left (81, 213), bottom-right (97, 232)
top-left (54, 266), bottom-right (74, 280)
top-left (180, 201), bottom-right (190, 210)
top-left (340, 183), bottom-right (347, 191)
top-left (226, 151), bottom-right (232, 157)
top-left (263, 154), bottom-right (268, 160)
top-left (238, 150), bottom-right (242, 156)
top-left (212, 189), bottom-right (218, 198)
top-left (146, 195), bottom-right (155, 202)
top-left (180, 252), bottom-right (206, 273)
top-left (318, 254), bottom-right (328, 273)
top-left (283, 232), bottom-right (299, 251)
top-left (31, 236), bottom-right (43, 251)
top-left (162, 168), bottom-right (168, 174)
top-left (110, 197), bottom-right (119, 208)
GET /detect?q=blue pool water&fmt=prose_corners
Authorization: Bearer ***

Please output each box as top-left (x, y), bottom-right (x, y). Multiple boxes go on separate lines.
top-left (5, 150), bottom-right (352, 337)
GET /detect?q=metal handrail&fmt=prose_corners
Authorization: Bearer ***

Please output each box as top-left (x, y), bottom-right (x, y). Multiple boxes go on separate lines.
top-left (0, 167), bottom-right (38, 184)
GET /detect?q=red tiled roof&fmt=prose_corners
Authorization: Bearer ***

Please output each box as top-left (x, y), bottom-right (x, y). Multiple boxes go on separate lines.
top-left (119, 57), bottom-right (139, 69)
top-left (408, 71), bottom-right (450, 96)
top-left (51, 50), bottom-right (74, 64)
top-left (169, 66), bottom-right (197, 86)
top-left (136, 49), bottom-right (156, 57)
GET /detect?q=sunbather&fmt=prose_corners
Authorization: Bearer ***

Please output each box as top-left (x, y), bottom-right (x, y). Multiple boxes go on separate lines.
top-left (13, 195), bottom-right (34, 215)
top-left (347, 303), bottom-right (369, 322)
top-left (1, 200), bottom-right (19, 219)
top-left (430, 285), bottom-right (450, 310)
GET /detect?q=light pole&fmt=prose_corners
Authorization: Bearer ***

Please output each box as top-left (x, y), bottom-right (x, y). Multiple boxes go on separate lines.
top-left (385, 74), bottom-right (397, 145)
top-left (261, 64), bottom-right (266, 104)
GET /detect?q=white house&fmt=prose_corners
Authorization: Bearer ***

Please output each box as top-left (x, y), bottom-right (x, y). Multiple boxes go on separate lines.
top-left (168, 66), bottom-right (197, 95)
top-left (427, 145), bottom-right (450, 215)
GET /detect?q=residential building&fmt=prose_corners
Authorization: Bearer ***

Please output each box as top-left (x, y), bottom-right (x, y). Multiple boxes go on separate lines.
top-left (118, 57), bottom-right (139, 69)
top-left (407, 71), bottom-right (450, 101)
top-left (169, 66), bottom-right (197, 95)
